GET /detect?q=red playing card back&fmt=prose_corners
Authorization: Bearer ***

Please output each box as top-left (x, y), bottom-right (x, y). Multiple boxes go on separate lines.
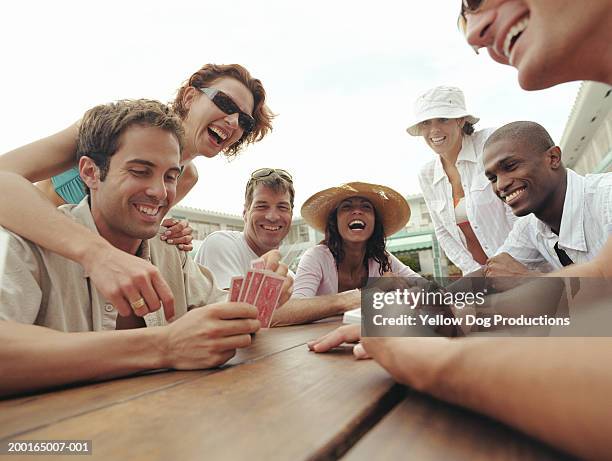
top-left (254, 274), bottom-right (285, 327)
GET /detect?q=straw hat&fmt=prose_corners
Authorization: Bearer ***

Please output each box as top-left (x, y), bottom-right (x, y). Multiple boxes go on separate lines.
top-left (301, 182), bottom-right (410, 237)
top-left (406, 86), bottom-right (479, 136)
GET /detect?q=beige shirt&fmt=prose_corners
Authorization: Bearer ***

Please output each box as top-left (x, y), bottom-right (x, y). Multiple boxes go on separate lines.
top-left (0, 199), bottom-right (227, 331)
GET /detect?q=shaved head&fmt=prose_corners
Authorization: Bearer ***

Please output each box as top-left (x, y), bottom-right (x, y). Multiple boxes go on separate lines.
top-left (484, 121), bottom-right (556, 157)
top-left (483, 120), bottom-right (566, 223)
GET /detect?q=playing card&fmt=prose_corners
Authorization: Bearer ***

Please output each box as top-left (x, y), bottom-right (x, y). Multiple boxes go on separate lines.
top-left (254, 273), bottom-right (285, 327)
top-left (244, 270), bottom-right (265, 305)
top-left (229, 276), bottom-right (244, 302)
top-left (239, 270), bottom-right (255, 302)
top-left (250, 258), bottom-right (265, 270)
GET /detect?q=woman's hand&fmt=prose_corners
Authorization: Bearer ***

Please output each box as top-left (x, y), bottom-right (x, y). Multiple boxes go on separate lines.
top-left (161, 218), bottom-right (193, 252)
top-left (307, 324), bottom-right (370, 359)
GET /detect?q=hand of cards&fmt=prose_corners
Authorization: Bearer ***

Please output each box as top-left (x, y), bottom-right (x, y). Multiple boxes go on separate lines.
top-left (229, 258), bottom-right (287, 327)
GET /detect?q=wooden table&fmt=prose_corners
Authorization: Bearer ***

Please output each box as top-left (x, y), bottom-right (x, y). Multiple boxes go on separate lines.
top-left (0, 319), bottom-right (571, 460)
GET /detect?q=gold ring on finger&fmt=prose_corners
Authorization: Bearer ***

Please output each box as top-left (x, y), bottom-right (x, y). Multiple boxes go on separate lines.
top-left (130, 297), bottom-right (147, 311)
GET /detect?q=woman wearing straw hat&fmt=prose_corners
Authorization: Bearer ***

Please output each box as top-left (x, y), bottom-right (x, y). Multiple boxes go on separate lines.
top-left (407, 86), bottom-right (515, 275)
top-left (294, 182), bottom-right (419, 299)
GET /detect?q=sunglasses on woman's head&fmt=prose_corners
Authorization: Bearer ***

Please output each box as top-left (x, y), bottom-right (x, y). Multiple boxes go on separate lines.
top-left (199, 87), bottom-right (256, 134)
top-left (250, 168), bottom-right (293, 183)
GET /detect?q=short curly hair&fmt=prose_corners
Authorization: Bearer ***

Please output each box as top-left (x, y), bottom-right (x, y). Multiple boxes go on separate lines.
top-left (173, 63), bottom-right (274, 158)
top-left (77, 99), bottom-right (184, 181)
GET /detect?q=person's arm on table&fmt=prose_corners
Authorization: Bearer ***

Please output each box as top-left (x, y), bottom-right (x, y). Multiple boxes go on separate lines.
top-left (0, 172), bottom-right (176, 319)
top-left (271, 245), bottom-right (358, 326)
top-left (270, 289), bottom-right (360, 327)
top-left (0, 303), bottom-right (260, 397)
top-left (361, 336), bottom-right (612, 461)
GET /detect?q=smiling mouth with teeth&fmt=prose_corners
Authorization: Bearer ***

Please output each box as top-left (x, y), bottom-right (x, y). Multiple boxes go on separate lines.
top-left (262, 225), bottom-right (282, 231)
top-left (348, 220), bottom-right (366, 230)
top-left (503, 15), bottom-right (530, 63)
top-left (135, 204), bottom-right (161, 216)
top-left (504, 187), bottom-right (525, 204)
top-left (208, 126), bottom-right (229, 145)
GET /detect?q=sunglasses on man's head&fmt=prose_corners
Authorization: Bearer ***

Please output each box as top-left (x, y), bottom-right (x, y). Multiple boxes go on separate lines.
top-left (250, 168), bottom-right (293, 183)
top-left (199, 87), bottom-right (256, 134)
top-left (458, 0), bottom-right (486, 52)
top-left (460, 0), bottom-right (485, 17)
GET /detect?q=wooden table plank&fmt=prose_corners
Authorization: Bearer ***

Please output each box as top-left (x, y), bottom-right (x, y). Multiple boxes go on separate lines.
top-left (0, 319), bottom-right (339, 440)
top-left (10, 345), bottom-right (402, 461)
top-left (342, 390), bottom-right (575, 461)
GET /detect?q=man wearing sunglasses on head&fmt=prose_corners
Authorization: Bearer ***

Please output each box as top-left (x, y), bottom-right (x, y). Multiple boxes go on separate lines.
top-left (196, 169), bottom-right (361, 326)
top-left (195, 168), bottom-right (295, 291)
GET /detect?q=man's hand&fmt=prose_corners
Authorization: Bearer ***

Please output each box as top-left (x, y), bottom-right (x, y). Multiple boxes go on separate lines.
top-left (161, 302), bottom-right (260, 369)
top-left (260, 249), bottom-right (293, 307)
top-left (485, 253), bottom-right (531, 277)
top-left (307, 324), bottom-right (369, 359)
top-left (485, 253), bottom-right (540, 291)
top-left (361, 337), bottom-right (455, 391)
top-left (160, 218), bottom-right (193, 252)
top-left (82, 244), bottom-right (175, 320)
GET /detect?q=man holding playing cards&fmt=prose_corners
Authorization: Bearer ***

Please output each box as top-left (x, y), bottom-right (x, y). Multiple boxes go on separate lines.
top-left (196, 169), bottom-right (363, 326)
top-left (0, 99), bottom-right (286, 397)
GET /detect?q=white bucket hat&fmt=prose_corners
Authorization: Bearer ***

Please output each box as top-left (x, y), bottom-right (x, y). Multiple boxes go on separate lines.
top-left (406, 86), bottom-right (479, 136)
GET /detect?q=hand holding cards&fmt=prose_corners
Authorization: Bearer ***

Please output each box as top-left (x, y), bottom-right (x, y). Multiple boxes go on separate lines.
top-left (229, 258), bottom-right (287, 327)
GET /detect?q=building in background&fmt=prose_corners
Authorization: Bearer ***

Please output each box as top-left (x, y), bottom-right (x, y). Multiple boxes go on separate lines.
top-left (169, 83), bottom-right (611, 280)
top-left (560, 82), bottom-right (612, 175)
top-left (169, 195), bottom-right (451, 278)
top-left (386, 194), bottom-right (450, 278)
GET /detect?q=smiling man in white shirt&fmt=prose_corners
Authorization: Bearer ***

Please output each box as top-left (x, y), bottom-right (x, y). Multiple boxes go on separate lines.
top-left (483, 121), bottom-right (612, 276)
top-left (195, 168), bottom-right (295, 289)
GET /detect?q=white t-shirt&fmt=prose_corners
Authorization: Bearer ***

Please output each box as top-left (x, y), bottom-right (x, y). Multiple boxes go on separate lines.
top-left (194, 231), bottom-right (259, 289)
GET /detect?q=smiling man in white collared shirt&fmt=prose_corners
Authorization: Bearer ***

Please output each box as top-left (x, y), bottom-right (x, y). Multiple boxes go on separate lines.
top-left (483, 121), bottom-right (612, 276)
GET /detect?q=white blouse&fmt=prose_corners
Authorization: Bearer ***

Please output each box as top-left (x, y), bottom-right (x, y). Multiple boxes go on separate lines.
top-left (418, 128), bottom-right (517, 274)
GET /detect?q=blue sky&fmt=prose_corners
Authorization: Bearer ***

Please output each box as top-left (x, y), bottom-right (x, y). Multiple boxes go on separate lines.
top-left (0, 0), bottom-right (580, 215)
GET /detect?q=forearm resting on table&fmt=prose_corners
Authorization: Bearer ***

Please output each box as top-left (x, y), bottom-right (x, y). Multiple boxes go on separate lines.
top-left (0, 172), bottom-right (110, 266)
top-left (271, 289), bottom-right (360, 326)
top-left (421, 337), bottom-right (612, 460)
top-left (0, 321), bottom-right (163, 397)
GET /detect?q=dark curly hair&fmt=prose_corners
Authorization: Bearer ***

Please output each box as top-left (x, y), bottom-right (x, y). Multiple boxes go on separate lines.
top-left (172, 63), bottom-right (274, 158)
top-left (323, 207), bottom-right (391, 278)
top-left (462, 121), bottom-right (475, 135)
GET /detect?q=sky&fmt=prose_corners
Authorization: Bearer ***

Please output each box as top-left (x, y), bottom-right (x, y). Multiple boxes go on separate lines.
top-left (0, 0), bottom-right (580, 216)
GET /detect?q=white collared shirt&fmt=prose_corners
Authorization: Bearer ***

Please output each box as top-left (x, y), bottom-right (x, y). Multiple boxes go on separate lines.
top-left (497, 169), bottom-right (612, 271)
top-left (418, 128), bottom-right (517, 274)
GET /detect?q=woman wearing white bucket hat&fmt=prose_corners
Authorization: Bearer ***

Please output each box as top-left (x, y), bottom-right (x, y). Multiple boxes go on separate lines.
top-left (407, 85), bottom-right (515, 275)
top-left (294, 182), bottom-right (420, 299)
